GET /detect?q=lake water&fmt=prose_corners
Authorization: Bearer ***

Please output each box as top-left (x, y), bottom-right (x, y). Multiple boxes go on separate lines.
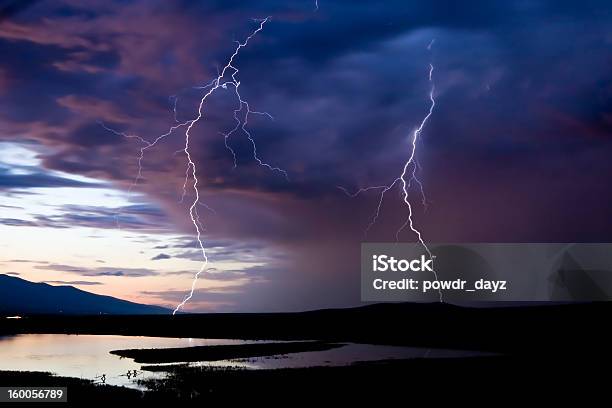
top-left (0, 334), bottom-right (485, 389)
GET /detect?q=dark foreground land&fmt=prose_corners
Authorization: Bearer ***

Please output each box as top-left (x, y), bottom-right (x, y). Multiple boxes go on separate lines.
top-left (1, 356), bottom-right (605, 404)
top-left (1, 302), bottom-right (611, 403)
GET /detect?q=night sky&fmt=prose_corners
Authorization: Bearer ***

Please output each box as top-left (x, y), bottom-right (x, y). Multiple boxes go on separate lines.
top-left (0, 0), bottom-right (610, 311)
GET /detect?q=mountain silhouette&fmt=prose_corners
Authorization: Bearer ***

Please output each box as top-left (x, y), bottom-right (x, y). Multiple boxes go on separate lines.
top-left (0, 274), bottom-right (169, 315)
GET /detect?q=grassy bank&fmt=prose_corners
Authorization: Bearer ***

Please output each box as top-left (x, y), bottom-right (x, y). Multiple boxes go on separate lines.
top-left (0, 371), bottom-right (145, 403)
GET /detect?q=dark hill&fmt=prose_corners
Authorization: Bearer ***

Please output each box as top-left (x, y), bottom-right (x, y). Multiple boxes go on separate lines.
top-left (0, 274), bottom-right (169, 315)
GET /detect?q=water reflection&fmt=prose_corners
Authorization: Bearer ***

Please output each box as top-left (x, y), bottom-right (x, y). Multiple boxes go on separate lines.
top-left (192, 343), bottom-right (485, 370)
top-left (0, 334), bottom-right (255, 388)
top-left (0, 334), bottom-right (488, 390)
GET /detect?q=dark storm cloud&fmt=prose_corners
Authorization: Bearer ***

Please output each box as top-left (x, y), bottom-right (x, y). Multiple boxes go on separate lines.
top-left (161, 268), bottom-right (248, 280)
top-left (167, 237), bottom-right (264, 252)
top-left (0, 204), bottom-right (23, 209)
top-left (141, 285), bottom-right (247, 310)
top-left (35, 262), bottom-right (159, 277)
top-left (42, 279), bottom-right (103, 286)
top-left (1, 0), bottom-right (610, 310)
top-left (6, 259), bottom-right (48, 264)
top-left (63, 122), bottom-right (124, 147)
top-left (26, 203), bottom-right (174, 232)
top-left (0, 166), bottom-right (99, 190)
top-left (0, 218), bottom-right (37, 227)
top-left (164, 236), bottom-right (281, 263)
top-left (0, 209), bottom-right (165, 231)
top-left (151, 253), bottom-right (171, 261)
top-left (0, 0), bottom-right (38, 22)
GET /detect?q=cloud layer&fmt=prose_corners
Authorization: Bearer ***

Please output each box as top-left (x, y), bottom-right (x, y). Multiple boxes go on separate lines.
top-left (1, 0), bottom-right (610, 311)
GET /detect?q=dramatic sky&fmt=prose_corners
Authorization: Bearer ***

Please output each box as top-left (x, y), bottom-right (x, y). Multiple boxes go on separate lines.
top-left (0, 0), bottom-right (610, 311)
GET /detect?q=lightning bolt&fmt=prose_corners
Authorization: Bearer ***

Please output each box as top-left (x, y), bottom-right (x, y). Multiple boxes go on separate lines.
top-left (97, 120), bottom-right (189, 231)
top-left (395, 62), bottom-right (435, 242)
top-left (340, 42), bottom-right (442, 302)
top-left (102, 17), bottom-right (285, 313)
top-left (98, 121), bottom-right (189, 197)
top-left (172, 17), bottom-right (286, 314)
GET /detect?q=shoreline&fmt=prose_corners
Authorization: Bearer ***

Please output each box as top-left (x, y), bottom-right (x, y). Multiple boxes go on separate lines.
top-left (110, 341), bottom-right (344, 364)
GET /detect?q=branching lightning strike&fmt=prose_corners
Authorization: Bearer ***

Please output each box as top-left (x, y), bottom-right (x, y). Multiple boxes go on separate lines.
top-left (173, 16), bottom-right (290, 314)
top-left (340, 42), bottom-right (442, 302)
top-left (102, 17), bottom-right (287, 313)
